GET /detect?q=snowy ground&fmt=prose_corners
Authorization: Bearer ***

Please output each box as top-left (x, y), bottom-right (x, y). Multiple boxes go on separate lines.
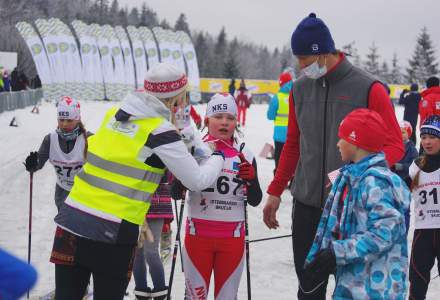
top-left (0, 101), bottom-right (438, 299)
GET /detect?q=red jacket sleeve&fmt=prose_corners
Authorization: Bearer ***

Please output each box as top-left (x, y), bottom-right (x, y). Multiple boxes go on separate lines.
top-left (189, 105), bottom-right (202, 125)
top-left (267, 91), bottom-right (300, 197)
top-left (368, 82), bottom-right (404, 166)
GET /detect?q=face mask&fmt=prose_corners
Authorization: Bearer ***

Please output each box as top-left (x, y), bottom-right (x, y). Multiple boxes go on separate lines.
top-left (302, 57), bottom-right (327, 79)
top-left (56, 126), bottom-right (81, 141)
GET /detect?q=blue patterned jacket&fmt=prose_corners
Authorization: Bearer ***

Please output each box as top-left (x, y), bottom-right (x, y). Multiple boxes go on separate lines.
top-left (306, 153), bottom-right (410, 299)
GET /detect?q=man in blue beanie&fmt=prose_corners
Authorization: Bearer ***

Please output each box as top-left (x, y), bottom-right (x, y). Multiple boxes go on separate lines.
top-left (263, 13), bottom-right (404, 299)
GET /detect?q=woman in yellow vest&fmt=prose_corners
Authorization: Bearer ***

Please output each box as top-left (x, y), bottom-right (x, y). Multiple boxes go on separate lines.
top-left (50, 63), bottom-right (225, 300)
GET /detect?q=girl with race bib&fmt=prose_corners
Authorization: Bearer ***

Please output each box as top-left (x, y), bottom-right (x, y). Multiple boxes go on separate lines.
top-left (24, 96), bottom-right (91, 210)
top-left (182, 93), bottom-right (262, 300)
top-left (409, 115), bottom-right (440, 299)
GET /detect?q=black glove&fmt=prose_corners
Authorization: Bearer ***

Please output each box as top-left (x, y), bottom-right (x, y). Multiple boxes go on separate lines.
top-left (25, 151), bottom-right (39, 172)
top-left (304, 248), bottom-right (336, 281)
top-left (170, 180), bottom-right (186, 200)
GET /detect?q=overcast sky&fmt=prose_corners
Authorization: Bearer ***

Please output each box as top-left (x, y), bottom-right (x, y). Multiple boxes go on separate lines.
top-left (119, 0), bottom-right (438, 67)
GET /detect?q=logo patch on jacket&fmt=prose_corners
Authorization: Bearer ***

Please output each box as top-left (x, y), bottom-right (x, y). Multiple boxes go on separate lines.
top-left (233, 161), bottom-right (240, 171)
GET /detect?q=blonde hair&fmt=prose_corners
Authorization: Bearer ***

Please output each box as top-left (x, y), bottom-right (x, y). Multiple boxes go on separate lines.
top-left (159, 91), bottom-right (187, 126)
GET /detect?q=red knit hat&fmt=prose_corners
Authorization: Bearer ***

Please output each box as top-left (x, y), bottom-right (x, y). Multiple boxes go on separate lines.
top-left (338, 108), bottom-right (387, 152)
top-left (399, 120), bottom-right (413, 138)
top-left (279, 72), bottom-right (293, 87)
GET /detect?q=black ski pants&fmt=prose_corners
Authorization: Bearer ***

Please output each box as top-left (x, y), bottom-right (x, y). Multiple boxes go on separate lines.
top-left (55, 236), bottom-right (136, 300)
top-left (273, 141), bottom-right (285, 174)
top-left (409, 228), bottom-right (440, 300)
top-left (292, 200), bottom-right (328, 299)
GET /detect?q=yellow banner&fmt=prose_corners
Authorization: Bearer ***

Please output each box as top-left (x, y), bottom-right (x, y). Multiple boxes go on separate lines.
top-left (201, 78), bottom-right (411, 99)
top-left (200, 78), bottom-right (279, 95)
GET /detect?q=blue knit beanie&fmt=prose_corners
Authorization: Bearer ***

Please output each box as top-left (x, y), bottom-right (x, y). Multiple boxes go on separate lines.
top-left (291, 13), bottom-right (336, 55)
top-left (420, 115), bottom-right (440, 138)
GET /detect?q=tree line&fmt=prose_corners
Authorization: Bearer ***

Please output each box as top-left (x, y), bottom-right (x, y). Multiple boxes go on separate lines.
top-left (0, 0), bottom-right (437, 85)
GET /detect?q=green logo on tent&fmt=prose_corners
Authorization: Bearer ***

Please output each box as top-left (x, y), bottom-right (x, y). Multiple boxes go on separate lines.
top-left (47, 43), bottom-right (58, 54)
top-left (124, 48), bottom-right (130, 56)
top-left (147, 48), bottom-right (157, 57)
top-left (185, 51), bottom-right (195, 60)
top-left (31, 44), bottom-right (42, 55)
top-left (172, 50), bottom-right (181, 59)
top-left (100, 46), bottom-right (109, 56)
top-left (59, 42), bottom-right (69, 53)
top-left (135, 48), bottom-right (143, 58)
top-left (161, 49), bottom-right (170, 58)
top-left (82, 44), bottom-right (91, 54)
top-left (112, 47), bottom-right (121, 56)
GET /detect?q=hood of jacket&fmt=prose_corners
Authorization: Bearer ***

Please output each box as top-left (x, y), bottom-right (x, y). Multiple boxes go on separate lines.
top-left (119, 91), bottom-right (171, 121)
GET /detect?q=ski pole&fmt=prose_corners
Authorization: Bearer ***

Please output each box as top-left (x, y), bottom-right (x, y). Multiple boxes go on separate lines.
top-left (173, 198), bottom-right (184, 272)
top-left (249, 234), bottom-right (292, 243)
top-left (27, 172), bottom-right (34, 299)
top-left (238, 143), bottom-right (251, 300)
top-left (167, 191), bottom-right (186, 300)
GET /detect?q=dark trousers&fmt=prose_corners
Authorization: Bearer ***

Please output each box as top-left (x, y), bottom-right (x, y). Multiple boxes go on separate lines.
top-left (55, 236), bottom-right (136, 300)
top-left (292, 200), bottom-right (327, 299)
top-left (273, 141), bottom-right (285, 174)
top-left (409, 228), bottom-right (440, 300)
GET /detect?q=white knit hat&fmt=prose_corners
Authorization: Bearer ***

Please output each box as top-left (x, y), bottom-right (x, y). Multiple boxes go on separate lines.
top-left (57, 96), bottom-right (81, 120)
top-left (144, 63), bottom-right (188, 99)
top-left (206, 93), bottom-right (238, 118)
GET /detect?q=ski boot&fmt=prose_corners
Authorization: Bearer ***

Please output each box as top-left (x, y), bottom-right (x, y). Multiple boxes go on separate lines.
top-left (150, 286), bottom-right (168, 300)
top-left (134, 287), bottom-right (152, 300)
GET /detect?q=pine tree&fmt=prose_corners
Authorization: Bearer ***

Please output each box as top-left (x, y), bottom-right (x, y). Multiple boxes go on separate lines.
top-left (390, 53), bottom-right (403, 84)
top-left (380, 61), bottom-right (391, 83)
top-left (406, 26), bottom-right (439, 84)
top-left (109, 0), bottom-right (120, 24)
top-left (159, 19), bottom-right (171, 29)
top-left (213, 27), bottom-right (227, 77)
top-left (193, 32), bottom-right (211, 77)
top-left (223, 38), bottom-right (240, 79)
top-left (127, 7), bottom-right (140, 26)
top-left (139, 3), bottom-right (159, 27)
top-left (174, 13), bottom-right (191, 37)
top-left (96, 0), bottom-right (109, 24)
top-left (342, 41), bottom-right (362, 67)
top-left (364, 42), bottom-right (380, 77)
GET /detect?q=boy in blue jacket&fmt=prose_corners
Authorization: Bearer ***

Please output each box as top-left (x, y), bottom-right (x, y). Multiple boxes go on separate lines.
top-left (304, 109), bottom-right (410, 299)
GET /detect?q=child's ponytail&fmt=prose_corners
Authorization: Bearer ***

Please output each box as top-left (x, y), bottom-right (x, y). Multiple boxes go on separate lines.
top-left (78, 121), bottom-right (88, 160)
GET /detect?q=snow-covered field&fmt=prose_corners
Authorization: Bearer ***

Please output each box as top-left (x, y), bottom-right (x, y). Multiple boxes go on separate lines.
top-left (0, 101), bottom-right (438, 299)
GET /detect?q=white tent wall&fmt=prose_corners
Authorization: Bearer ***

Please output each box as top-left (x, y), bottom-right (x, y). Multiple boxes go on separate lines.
top-left (127, 26), bottom-right (148, 90)
top-left (71, 20), bottom-right (105, 100)
top-left (35, 18), bottom-right (67, 100)
top-left (115, 26), bottom-right (136, 93)
top-left (139, 26), bottom-right (160, 69)
top-left (15, 22), bottom-right (54, 100)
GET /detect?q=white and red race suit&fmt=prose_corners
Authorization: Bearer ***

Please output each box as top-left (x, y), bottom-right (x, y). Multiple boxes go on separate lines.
top-left (183, 136), bottom-right (262, 300)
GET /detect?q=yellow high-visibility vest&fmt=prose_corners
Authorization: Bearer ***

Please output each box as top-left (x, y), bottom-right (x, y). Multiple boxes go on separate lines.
top-left (274, 92), bottom-right (289, 127)
top-left (68, 106), bottom-right (166, 225)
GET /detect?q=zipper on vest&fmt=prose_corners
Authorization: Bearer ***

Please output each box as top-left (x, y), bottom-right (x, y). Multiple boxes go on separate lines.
top-left (320, 78), bottom-right (329, 208)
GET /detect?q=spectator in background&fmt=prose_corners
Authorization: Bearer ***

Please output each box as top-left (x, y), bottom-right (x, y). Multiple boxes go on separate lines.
top-left (228, 78), bottom-right (236, 97)
top-left (18, 71), bottom-right (29, 90)
top-left (10, 68), bottom-right (19, 91)
top-left (234, 79), bottom-right (252, 127)
top-left (419, 76), bottom-right (440, 127)
top-left (267, 71), bottom-right (293, 174)
top-left (31, 75), bottom-right (42, 89)
top-left (0, 72), bottom-right (4, 92)
top-left (3, 70), bottom-right (11, 91)
top-left (402, 83), bottom-right (421, 144)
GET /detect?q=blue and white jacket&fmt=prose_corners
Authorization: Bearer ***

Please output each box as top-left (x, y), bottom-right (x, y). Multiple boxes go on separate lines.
top-left (306, 153), bottom-right (410, 300)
